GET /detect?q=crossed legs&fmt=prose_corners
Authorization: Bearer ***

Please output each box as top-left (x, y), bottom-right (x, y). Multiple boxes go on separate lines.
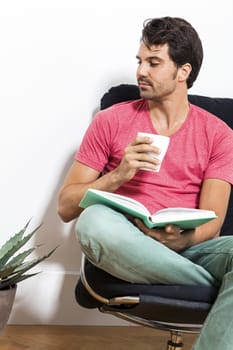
top-left (76, 204), bottom-right (233, 350)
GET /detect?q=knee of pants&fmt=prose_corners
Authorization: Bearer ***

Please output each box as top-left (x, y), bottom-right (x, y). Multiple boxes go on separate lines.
top-left (75, 204), bottom-right (130, 264)
top-left (76, 204), bottom-right (104, 241)
top-left (75, 204), bottom-right (138, 257)
top-left (75, 204), bottom-right (123, 249)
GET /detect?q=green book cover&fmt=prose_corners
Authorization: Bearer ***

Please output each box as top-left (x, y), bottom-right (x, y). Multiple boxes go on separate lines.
top-left (79, 189), bottom-right (217, 230)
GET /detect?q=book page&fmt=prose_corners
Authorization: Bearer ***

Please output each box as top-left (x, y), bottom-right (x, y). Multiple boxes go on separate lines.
top-left (83, 189), bottom-right (150, 216)
top-left (151, 207), bottom-right (216, 222)
top-left (104, 193), bottom-right (150, 214)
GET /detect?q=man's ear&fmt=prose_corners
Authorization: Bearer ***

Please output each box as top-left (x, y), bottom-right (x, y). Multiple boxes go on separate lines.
top-left (178, 63), bottom-right (192, 83)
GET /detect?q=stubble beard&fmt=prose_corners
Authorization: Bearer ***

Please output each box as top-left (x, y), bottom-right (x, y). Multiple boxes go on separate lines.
top-left (139, 81), bottom-right (177, 102)
top-left (139, 86), bottom-right (167, 103)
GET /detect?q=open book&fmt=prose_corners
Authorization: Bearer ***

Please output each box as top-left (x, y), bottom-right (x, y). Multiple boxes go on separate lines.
top-left (79, 189), bottom-right (217, 230)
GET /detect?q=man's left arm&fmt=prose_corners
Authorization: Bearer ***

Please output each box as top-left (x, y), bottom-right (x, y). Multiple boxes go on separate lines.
top-left (134, 178), bottom-right (231, 252)
top-left (196, 178), bottom-right (231, 239)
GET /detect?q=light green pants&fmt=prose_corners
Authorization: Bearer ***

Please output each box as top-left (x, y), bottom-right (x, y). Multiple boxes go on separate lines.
top-left (76, 204), bottom-right (233, 350)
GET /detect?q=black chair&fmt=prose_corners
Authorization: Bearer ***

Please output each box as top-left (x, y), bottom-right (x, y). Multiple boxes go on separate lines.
top-left (75, 84), bottom-right (233, 350)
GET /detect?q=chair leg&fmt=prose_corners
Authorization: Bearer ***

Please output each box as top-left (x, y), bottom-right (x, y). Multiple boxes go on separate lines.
top-left (167, 331), bottom-right (183, 350)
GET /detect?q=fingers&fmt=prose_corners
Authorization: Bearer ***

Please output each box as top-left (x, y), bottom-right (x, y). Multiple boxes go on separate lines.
top-left (116, 135), bottom-right (161, 182)
top-left (133, 219), bottom-right (188, 252)
top-left (134, 218), bottom-right (148, 233)
top-left (124, 135), bottom-right (161, 170)
top-left (165, 225), bottom-right (182, 235)
top-left (132, 135), bottom-right (161, 154)
top-left (134, 220), bottom-right (182, 242)
top-left (128, 136), bottom-right (161, 156)
top-left (134, 219), bottom-right (164, 240)
top-left (124, 147), bottom-right (161, 170)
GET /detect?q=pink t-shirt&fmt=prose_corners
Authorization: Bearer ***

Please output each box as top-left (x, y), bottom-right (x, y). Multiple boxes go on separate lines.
top-left (76, 99), bottom-right (233, 214)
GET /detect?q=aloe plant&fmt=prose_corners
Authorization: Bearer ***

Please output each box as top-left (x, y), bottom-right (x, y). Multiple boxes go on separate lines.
top-left (0, 221), bottom-right (56, 290)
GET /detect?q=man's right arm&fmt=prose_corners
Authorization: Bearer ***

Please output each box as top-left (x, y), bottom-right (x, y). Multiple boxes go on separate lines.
top-left (57, 160), bottom-right (126, 222)
top-left (57, 136), bottom-right (160, 222)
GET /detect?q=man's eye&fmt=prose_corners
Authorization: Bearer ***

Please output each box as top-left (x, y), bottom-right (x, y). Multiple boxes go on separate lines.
top-left (150, 62), bottom-right (159, 67)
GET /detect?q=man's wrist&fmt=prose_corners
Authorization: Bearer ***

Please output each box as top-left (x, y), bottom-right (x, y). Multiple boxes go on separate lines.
top-left (108, 168), bottom-right (126, 188)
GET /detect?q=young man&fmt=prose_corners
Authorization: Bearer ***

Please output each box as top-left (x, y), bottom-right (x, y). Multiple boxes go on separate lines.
top-left (58, 17), bottom-right (233, 349)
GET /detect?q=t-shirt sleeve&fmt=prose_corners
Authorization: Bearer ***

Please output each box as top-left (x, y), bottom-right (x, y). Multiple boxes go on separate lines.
top-left (204, 122), bottom-right (233, 185)
top-left (75, 109), bottom-right (115, 172)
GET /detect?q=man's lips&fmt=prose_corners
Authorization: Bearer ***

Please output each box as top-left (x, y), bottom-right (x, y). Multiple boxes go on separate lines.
top-left (138, 80), bottom-right (152, 88)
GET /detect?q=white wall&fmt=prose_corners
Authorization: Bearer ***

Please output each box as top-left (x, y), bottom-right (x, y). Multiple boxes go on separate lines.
top-left (0, 0), bottom-right (232, 325)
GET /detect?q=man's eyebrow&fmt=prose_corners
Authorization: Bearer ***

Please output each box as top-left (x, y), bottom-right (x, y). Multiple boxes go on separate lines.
top-left (136, 55), bottom-right (162, 61)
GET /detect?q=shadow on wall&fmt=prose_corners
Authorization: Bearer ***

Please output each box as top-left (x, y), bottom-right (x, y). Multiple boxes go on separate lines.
top-left (39, 152), bottom-right (82, 324)
top-left (10, 151), bottom-right (84, 325)
top-left (10, 87), bottom-right (128, 326)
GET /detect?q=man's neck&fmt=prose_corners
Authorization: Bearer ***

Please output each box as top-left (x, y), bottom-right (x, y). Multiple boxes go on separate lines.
top-left (147, 95), bottom-right (190, 136)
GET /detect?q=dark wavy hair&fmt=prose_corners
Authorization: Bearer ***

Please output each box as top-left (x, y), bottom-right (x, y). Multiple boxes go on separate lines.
top-left (142, 17), bottom-right (203, 88)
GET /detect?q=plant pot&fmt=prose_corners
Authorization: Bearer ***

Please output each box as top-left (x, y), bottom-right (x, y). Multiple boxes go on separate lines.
top-left (0, 285), bottom-right (17, 334)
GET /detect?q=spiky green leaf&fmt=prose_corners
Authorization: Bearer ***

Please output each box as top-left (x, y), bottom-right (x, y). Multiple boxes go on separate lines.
top-left (0, 220), bottom-right (57, 289)
top-left (6, 248), bottom-right (35, 267)
top-left (0, 224), bottom-right (42, 268)
top-left (0, 220), bottom-right (31, 260)
top-left (0, 266), bottom-right (17, 279)
top-left (0, 246), bottom-right (57, 286)
top-left (0, 248), bottom-right (35, 278)
top-left (14, 247), bottom-right (57, 275)
top-left (0, 273), bottom-right (39, 290)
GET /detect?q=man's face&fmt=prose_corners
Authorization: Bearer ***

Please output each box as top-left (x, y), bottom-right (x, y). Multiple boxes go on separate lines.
top-left (136, 42), bottom-right (179, 101)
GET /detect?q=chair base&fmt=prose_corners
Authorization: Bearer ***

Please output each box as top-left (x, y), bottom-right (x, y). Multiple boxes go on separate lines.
top-left (100, 306), bottom-right (202, 333)
top-left (101, 307), bottom-right (187, 349)
top-left (77, 255), bottom-right (209, 349)
top-left (167, 332), bottom-right (183, 350)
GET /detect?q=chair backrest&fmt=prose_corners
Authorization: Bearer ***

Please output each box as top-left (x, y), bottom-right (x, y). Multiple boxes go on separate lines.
top-left (100, 84), bottom-right (233, 236)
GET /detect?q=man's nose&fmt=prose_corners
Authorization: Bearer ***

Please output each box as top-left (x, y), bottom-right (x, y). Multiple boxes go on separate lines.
top-left (137, 62), bottom-right (149, 76)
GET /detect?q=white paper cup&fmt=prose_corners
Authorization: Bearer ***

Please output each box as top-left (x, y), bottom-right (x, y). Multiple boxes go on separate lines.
top-left (137, 132), bottom-right (170, 172)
